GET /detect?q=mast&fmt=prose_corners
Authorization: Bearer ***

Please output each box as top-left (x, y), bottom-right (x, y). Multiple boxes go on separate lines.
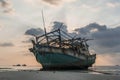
top-left (41, 10), bottom-right (49, 45)
top-left (58, 23), bottom-right (64, 47)
top-left (58, 28), bottom-right (62, 47)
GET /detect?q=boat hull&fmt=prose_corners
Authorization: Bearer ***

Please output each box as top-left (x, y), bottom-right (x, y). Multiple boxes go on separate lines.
top-left (32, 51), bottom-right (96, 70)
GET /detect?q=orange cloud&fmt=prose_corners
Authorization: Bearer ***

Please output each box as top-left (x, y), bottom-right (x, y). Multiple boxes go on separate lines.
top-left (95, 54), bottom-right (120, 66)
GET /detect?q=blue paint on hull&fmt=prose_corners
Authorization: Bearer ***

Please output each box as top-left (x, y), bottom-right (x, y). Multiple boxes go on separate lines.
top-left (33, 51), bottom-right (96, 70)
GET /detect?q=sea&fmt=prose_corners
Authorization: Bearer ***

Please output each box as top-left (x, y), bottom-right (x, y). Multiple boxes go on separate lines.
top-left (0, 65), bottom-right (41, 72)
top-left (0, 65), bottom-right (120, 75)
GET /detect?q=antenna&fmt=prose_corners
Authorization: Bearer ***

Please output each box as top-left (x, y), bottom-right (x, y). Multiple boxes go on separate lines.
top-left (41, 10), bottom-right (49, 45)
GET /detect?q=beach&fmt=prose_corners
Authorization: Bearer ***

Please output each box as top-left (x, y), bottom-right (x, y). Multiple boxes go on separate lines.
top-left (0, 70), bottom-right (120, 80)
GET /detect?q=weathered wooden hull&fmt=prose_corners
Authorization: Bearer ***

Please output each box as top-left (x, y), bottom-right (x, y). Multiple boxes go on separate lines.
top-left (30, 47), bottom-right (96, 70)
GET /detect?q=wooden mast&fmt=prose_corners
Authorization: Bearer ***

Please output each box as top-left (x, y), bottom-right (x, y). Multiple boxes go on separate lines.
top-left (41, 10), bottom-right (49, 45)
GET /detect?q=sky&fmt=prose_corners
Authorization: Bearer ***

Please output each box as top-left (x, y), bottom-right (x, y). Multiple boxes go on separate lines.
top-left (0, 0), bottom-right (120, 66)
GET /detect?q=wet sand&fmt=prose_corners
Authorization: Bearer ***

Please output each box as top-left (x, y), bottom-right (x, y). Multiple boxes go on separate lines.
top-left (0, 70), bottom-right (120, 80)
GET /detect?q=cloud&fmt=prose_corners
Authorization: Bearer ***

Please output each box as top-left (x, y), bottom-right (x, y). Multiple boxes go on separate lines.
top-left (22, 38), bottom-right (34, 43)
top-left (41, 0), bottom-right (76, 6)
top-left (80, 4), bottom-right (101, 12)
top-left (0, 0), bottom-right (10, 7)
top-left (0, 42), bottom-right (14, 47)
top-left (96, 53), bottom-right (120, 65)
top-left (25, 28), bottom-right (44, 36)
top-left (50, 21), bottom-right (76, 39)
top-left (24, 0), bottom-right (62, 6)
top-left (74, 23), bottom-right (120, 53)
top-left (25, 21), bottom-right (68, 37)
top-left (25, 22), bottom-right (120, 54)
top-left (92, 27), bottom-right (120, 47)
top-left (0, 0), bottom-right (14, 14)
top-left (91, 26), bottom-right (120, 53)
top-left (106, 2), bottom-right (120, 8)
top-left (74, 23), bottom-right (107, 35)
top-left (42, 0), bottom-right (61, 5)
top-left (51, 21), bottom-right (68, 32)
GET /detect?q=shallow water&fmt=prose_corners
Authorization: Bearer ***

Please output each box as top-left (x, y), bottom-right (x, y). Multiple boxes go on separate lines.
top-left (0, 65), bottom-right (120, 75)
top-left (0, 65), bottom-right (41, 72)
top-left (90, 66), bottom-right (120, 75)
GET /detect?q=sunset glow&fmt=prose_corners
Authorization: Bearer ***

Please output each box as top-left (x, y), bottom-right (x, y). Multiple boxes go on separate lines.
top-left (0, 0), bottom-right (120, 66)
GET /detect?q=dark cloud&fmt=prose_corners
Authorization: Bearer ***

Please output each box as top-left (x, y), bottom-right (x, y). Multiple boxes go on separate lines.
top-left (25, 22), bottom-right (120, 54)
top-left (0, 42), bottom-right (14, 47)
top-left (42, 0), bottom-right (61, 5)
top-left (74, 23), bottom-right (120, 53)
top-left (92, 27), bottom-right (120, 47)
top-left (25, 22), bottom-right (68, 37)
top-left (74, 23), bottom-right (107, 35)
top-left (0, 0), bottom-right (14, 13)
top-left (25, 28), bottom-right (44, 36)
top-left (0, 0), bottom-right (9, 7)
top-left (50, 21), bottom-right (76, 39)
top-left (51, 21), bottom-right (68, 32)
